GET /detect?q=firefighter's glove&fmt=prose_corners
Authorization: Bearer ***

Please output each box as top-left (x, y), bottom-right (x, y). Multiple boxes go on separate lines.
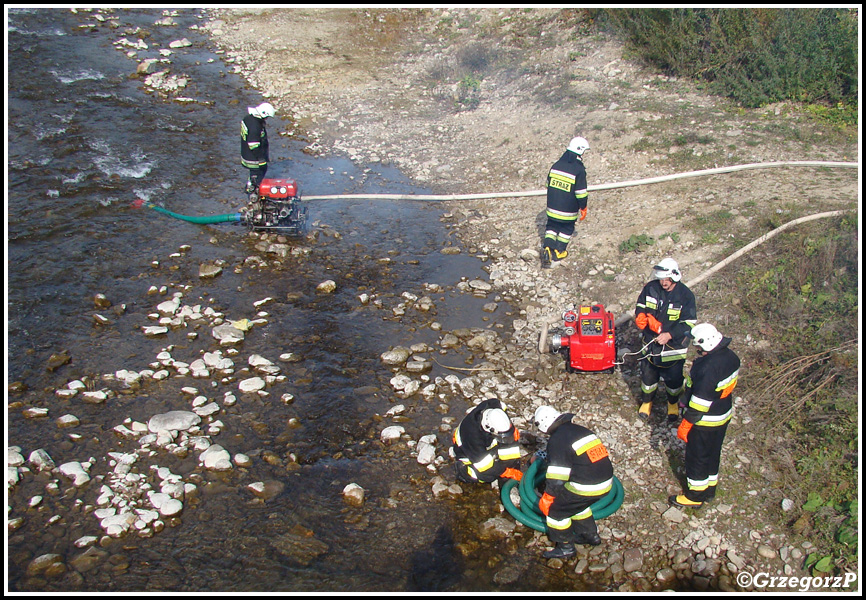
top-left (502, 468), bottom-right (523, 482)
top-left (677, 419), bottom-right (693, 443)
top-left (539, 492), bottom-right (555, 516)
top-left (646, 314), bottom-right (663, 334)
top-left (579, 208), bottom-right (588, 221)
top-left (635, 313), bottom-right (648, 330)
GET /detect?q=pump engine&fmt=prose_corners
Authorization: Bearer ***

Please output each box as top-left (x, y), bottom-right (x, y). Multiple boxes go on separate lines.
top-left (549, 304), bottom-right (617, 373)
top-left (241, 178), bottom-right (307, 234)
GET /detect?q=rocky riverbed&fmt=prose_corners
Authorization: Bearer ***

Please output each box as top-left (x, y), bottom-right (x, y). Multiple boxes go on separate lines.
top-left (8, 7), bottom-right (858, 592)
top-left (198, 7), bottom-right (858, 592)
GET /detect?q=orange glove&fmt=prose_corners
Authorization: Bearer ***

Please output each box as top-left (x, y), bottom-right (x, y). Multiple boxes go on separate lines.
top-left (579, 208), bottom-right (588, 221)
top-left (646, 314), bottom-right (663, 334)
top-left (635, 313), bottom-right (648, 330)
top-left (502, 468), bottom-right (523, 482)
top-left (539, 492), bottom-right (555, 516)
top-left (677, 419), bottom-right (693, 442)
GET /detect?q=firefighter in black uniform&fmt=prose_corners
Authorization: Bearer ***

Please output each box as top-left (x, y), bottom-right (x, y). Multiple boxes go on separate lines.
top-left (634, 258), bottom-right (697, 423)
top-left (241, 102), bottom-right (275, 196)
top-left (541, 136), bottom-right (590, 269)
top-left (451, 398), bottom-right (523, 485)
top-left (533, 406), bottom-right (614, 559)
top-left (670, 323), bottom-right (740, 509)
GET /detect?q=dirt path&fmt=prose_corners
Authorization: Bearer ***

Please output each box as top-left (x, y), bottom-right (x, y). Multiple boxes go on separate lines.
top-left (203, 7), bottom-right (859, 591)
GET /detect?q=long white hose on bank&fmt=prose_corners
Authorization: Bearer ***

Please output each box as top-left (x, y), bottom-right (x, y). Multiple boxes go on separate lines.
top-left (301, 160), bottom-right (857, 202)
top-left (298, 158), bottom-right (857, 351)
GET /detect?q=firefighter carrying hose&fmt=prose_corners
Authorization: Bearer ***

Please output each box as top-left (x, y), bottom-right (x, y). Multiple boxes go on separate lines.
top-left (241, 102), bottom-right (275, 197)
top-left (541, 136), bottom-right (590, 269)
top-left (634, 258), bottom-right (697, 423)
top-left (450, 398), bottom-right (523, 486)
top-left (533, 406), bottom-right (614, 559)
top-left (670, 323), bottom-right (740, 509)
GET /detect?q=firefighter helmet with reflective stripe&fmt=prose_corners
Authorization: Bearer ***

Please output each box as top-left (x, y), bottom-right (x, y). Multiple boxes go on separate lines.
top-left (480, 408), bottom-right (511, 434)
top-left (653, 257), bottom-right (682, 282)
top-left (692, 323), bottom-right (723, 352)
top-left (534, 405), bottom-right (561, 434)
top-left (567, 136), bottom-right (590, 156)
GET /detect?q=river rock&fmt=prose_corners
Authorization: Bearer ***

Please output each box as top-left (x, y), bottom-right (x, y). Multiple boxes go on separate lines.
top-left (148, 410), bottom-right (201, 433)
top-left (28, 448), bottom-right (56, 471)
top-left (316, 279), bottom-right (337, 294)
top-left (26, 553), bottom-right (66, 578)
top-left (380, 425), bottom-right (405, 444)
top-left (212, 323), bottom-right (245, 345)
top-left (623, 547), bottom-right (643, 573)
top-left (239, 377), bottom-right (266, 393)
top-left (247, 480), bottom-right (285, 500)
top-left (381, 347), bottom-right (410, 365)
top-left (342, 483), bottom-right (365, 506)
top-left (479, 516), bottom-right (516, 539)
top-left (200, 444), bottom-right (232, 470)
top-left (199, 263), bottom-right (222, 278)
top-left (270, 531), bottom-right (329, 566)
top-left (416, 435), bottom-right (437, 465)
top-left (59, 461), bottom-right (91, 486)
top-left (757, 544), bottom-right (776, 559)
top-left (69, 547), bottom-right (108, 573)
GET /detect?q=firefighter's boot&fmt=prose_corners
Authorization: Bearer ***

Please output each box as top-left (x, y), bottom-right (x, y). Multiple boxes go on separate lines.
top-left (543, 542), bottom-right (576, 559)
top-left (668, 494), bottom-right (704, 510)
top-left (667, 401), bottom-right (680, 423)
top-left (553, 249), bottom-right (569, 262)
top-left (638, 401), bottom-right (652, 422)
top-left (541, 247), bottom-right (552, 270)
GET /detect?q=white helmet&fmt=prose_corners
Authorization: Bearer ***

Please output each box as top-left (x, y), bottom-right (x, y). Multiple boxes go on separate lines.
top-left (250, 102), bottom-right (275, 119)
top-left (653, 258), bottom-right (682, 282)
top-left (480, 408), bottom-right (511, 434)
top-left (534, 405), bottom-right (561, 434)
top-left (692, 323), bottom-right (724, 352)
top-left (567, 136), bottom-right (590, 156)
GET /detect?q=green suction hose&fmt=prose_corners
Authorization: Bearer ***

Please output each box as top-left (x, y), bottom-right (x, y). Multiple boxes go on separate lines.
top-left (133, 199), bottom-right (243, 225)
top-left (500, 459), bottom-right (624, 532)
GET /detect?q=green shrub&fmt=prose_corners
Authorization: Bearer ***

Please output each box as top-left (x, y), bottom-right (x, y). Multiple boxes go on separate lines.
top-left (596, 8), bottom-right (858, 113)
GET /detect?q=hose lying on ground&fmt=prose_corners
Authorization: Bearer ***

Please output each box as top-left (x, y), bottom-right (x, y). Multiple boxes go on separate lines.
top-left (301, 160), bottom-right (856, 202)
top-left (500, 459), bottom-right (625, 532)
top-left (132, 199), bottom-right (242, 225)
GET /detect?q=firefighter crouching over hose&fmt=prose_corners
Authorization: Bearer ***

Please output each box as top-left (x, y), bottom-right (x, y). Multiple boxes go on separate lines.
top-left (450, 398), bottom-right (524, 486)
top-left (533, 406), bottom-right (614, 559)
top-left (634, 258), bottom-right (697, 423)
top-left (670, 323), bottom-right (740, 509)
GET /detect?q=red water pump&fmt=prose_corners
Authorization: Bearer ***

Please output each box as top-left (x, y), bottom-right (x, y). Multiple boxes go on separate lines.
top-left (549, 304), bottom-right (617, 373)
top-left (242, 178), bottom-right (307, 234)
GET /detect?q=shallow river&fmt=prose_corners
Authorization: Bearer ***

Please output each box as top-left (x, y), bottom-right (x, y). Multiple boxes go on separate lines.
top-left (6, 7), bottom-right (573, 592)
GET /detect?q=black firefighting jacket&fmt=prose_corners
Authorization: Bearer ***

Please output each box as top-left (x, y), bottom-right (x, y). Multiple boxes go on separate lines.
top-left (682, 337), bottom-right (740, 428)
top-left (635, 279), bottom-right (697, 367)
top-left (452, 398), bottom-right (520, 483)
top-left (546, 150), bottom-right (588, 214)
top-left (544, 414), bottom-right (614, 501)
top-left (241, 114), bottom-right (269, 168)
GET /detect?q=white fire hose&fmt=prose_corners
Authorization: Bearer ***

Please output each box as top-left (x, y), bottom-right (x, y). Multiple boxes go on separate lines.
top-left (301, 159), bottom-right (857, 354)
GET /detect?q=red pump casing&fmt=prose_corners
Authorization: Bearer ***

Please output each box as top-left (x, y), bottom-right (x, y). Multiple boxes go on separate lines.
top-left (550, 304), bottom-right (616, 373)
top-left (258, 178), bottom-right (298, 200)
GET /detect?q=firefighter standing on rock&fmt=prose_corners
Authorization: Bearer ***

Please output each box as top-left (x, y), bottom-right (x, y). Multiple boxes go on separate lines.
top-left (634, 258), bottom-right (697, 422)
top-left (670, 323), bottom-right (740, 509)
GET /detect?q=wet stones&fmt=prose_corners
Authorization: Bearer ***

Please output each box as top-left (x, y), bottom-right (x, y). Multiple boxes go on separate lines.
top-left (342, 483), bottom-right (365, 507)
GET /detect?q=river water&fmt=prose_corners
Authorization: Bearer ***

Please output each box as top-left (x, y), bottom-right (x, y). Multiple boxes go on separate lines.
top-left (6, 8), bottom-right (553, 592)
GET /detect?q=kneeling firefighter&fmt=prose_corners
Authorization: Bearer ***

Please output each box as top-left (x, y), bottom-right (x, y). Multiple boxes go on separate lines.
top-left (451, 398), bottom-right (523, 485)
top-left (534, 406), bottom-right (614, 559)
